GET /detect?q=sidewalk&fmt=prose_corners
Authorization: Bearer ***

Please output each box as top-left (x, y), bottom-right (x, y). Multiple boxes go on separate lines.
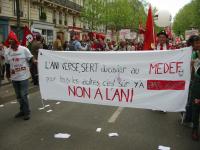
top-left (0, 77), bottom-right (11, 86)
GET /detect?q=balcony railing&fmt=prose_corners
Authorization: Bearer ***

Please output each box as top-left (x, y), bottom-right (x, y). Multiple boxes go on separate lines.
top-left (46, 0), bottom-right (82, 12)
top-left (39, 12), bottom-right (47, 21)
top-left (14, 11), bottom-right (24, 17)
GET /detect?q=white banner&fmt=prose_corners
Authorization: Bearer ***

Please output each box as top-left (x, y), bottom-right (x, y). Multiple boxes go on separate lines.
top-left (119, 29), bottom-right (130, 40)
top-left (38, 48), bottom-right (192, 112)
top-left (185, 29), bottom-right (199, 40)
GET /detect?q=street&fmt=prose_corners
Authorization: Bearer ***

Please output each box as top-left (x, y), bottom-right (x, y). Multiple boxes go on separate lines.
top-left (0, 0), bottom-right (199, 149)
top-left (0, 82), bottom-right (200, 150)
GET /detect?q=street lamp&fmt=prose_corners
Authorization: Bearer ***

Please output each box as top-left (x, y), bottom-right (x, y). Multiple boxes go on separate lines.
top-left (16, 0), bottom-right (21, 39)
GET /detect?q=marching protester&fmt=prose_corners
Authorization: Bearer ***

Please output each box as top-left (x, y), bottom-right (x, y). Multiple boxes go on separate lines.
top-left (127, 41), bottom-right (136, 51)
top-left (69, 35), bottom-right (88, 51)
top-left (0, 42), bottom-right (6, 81)
top-left (156, 30), bottom-right (173, 50)
top-left (41, 37), bottom-right (48, 50)
top-left (53, 35), bottom-right (63, 51)
top-left (90, 39), bottom-right (99, 51)
top-left (189, 35), bottom-right (200, 141)
top-left (105, 39), bottom-right (114, 51)
top-left (181, 35), bottom-right (199, 126)
top-left (4, 31), bottom-right (36, 120)
top-left (0, 41), bottom-right (9, 86)
top-left (119, 40), bottom-right (127, 51)
top-left (63, 41), bottom-right (69, 51)
top-left (30, 34), bottom-right (43, 85)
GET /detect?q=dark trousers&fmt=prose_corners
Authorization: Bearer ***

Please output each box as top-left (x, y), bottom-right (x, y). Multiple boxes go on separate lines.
top-left (12, 79), bottom-right (30, 115)
top-left (1, 64), bottom-right (5, 79)
top-left (30, 63), bottom-right (38, 85)
top-left (184, 81), bottom-right (193, 122)
top-left (192, 104), bottom-right (200, 130)
top-left (191, 78), bottom-right (200, 131)
top-left (0, 67), bottom-right (1, 86)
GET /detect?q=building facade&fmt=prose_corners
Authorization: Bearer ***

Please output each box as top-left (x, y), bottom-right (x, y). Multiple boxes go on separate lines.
top-left (0, 0), bottom-right (83, 45)
top-left (0, 0), bottom-right (30, 42)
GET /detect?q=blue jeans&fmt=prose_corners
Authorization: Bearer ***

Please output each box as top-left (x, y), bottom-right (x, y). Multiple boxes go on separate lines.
top-left (12, 79), bottom-right (30, 115)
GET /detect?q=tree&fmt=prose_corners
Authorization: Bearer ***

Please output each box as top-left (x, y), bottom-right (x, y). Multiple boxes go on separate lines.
top-left (81, 0), bottom-right (147, 32)
top-left (193, 0), bottom-right (200, 27)
top-left (80, 0), bottom-right (105, 31)
top-left (105, 0), bottom-right (135, 31)
top-left (173, 0), bottom-right (200, 36)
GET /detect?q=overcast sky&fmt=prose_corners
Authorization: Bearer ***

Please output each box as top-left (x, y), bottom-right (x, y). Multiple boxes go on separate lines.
top-left (146, 0), bottom-right (192, 18)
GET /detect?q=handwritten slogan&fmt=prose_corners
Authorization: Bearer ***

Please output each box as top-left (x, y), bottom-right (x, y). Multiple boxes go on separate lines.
top-left (38, 48), bottom-right (192, 112)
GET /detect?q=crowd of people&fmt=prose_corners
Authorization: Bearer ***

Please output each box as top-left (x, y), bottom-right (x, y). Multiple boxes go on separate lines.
top-left (52, 31), bottom-right (187, 52)
top-left (0, 30), bottom-right (200, 141)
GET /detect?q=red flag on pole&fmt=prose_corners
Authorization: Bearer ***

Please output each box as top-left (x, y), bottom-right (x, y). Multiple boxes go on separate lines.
top-left (21, 26), bottom-right (34, 47)
top-left (143, 5), bottom-right (155, 50)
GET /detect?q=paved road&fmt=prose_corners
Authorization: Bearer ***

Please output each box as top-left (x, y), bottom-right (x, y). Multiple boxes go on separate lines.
top-left (0, 80), bottom-right (38, 104)
top-left (0, 83), bottom-right (199, 150)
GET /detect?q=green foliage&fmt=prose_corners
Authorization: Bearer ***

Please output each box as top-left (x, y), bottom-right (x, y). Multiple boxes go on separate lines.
top-left (80, 0), bottom-right (105, 30)
top-left (173, 0), bottom-right (200, 36)
top-left (80, 0), bottom-right (147, 31)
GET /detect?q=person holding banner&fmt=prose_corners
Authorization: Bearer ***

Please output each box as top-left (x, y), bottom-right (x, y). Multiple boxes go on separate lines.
top-left (190, 36), bottom-right (200, 141)
top-left (4, 31), bottom-right (36, 120)
top-left (156, 30), bottom-right (172, 50)
top-left (182, 35), bottom-right (200, 126)
top-left (30, 34), bottom-right (43, 85)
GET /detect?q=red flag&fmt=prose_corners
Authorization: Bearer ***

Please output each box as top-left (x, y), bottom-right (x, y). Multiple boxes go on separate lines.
top-left (21, 26), bottom-right (34, 47)
top-left (143, 5), bottom-right (155, 50)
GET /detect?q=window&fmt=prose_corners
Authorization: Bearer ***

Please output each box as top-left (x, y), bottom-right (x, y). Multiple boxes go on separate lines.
top-left (39, 7), bottom-right (43, 16)
top-left (13, 0), bottom-right (23, 17)
top-left (73, 16), bottom-right (76, 27)
top-left (39, 6), bottom-right (47, 20)
top-left (59, 12), bottom-right (62, 25)
top-left (53, 10), bottom-right (56, 24)
top-left (0, 0), bottom-right (2, 13)
top-left (0, 26), bottom-right (4, 42)
top-left (64, 13), bottom-right (67, 25)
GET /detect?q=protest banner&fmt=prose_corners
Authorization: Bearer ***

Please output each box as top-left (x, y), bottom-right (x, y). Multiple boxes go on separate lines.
top-left (106, 30), bottom-right (112, 40)
top-left (185, 29), bottom-right (199, 40)
top-left (119, 29), bottom-right (130, 40)
top-left (38, 48), bottom-right (192, 112)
